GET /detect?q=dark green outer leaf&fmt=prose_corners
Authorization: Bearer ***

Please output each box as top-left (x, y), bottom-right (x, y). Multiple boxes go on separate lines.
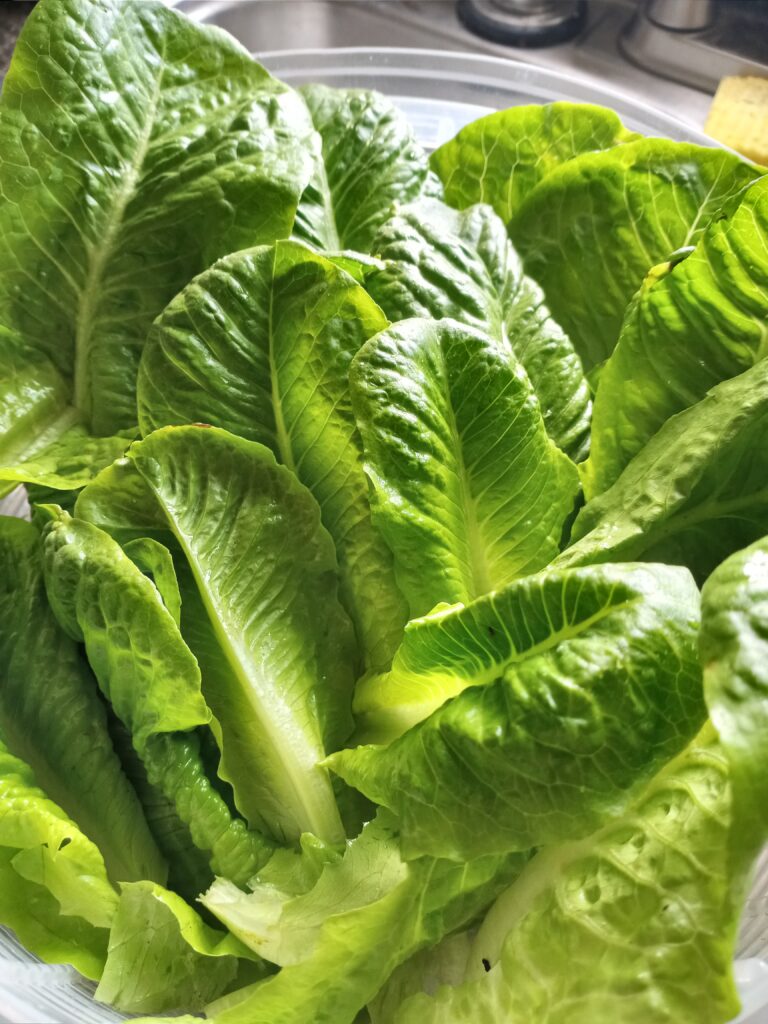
top-left (0, 515), bottom-right (165, 885)
top-left (510, 140), bottom-right (761, 369)
top-left (0, 0), bottom-right (314, 435)
top-left (584, 175), bottom-right (768, 497)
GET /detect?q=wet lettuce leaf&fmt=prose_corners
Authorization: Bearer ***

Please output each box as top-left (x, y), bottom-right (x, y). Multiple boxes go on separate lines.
top-left (330, 561), bottom-right (704, 860)
top-left (350, 318), bottom-right (580, 618)
top-left (0, 0), bottom-right (314, 450)
top-left (584, 175), bottom-right (768, 497)
top-left (431, 102), bottom-right (636, 223)
top-left (509, 141), bottom-right (761, 369)
top-left (295, 85), bottom-right (431, 252)
top-left (0, 516), bottom-right (164, 884)
top-left (366, 200), bottom-right (591, 461)
top-left (138, 241), bottom-right (406, 673)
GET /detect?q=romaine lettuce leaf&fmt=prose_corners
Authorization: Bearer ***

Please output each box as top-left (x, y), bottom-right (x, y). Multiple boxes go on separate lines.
top-left (95, 881), bottom-right (263, 1013)
top-left (349, 317), bottom-right (580, 617)
top-left (510, 141), bottom-right (761, 369)
top-left (79, 426), bottom-right (357, 845)
top-left (0, 515), bottom-right (164, 884)
top-left (138, 241), bottom-right (406, 673)
top-left (0, 0), bottom-right (314, 443)
top-left (700, 536), bottom-right (768, 866)
top-left (330, 561), bottom-right (704, 860)
top-left (42, 509), bottom-right (272, 885)
top-left (559, 358), bottom-right (768, 580)
top-left (294, 85), bottom-right (431, 251)
top-left (0, 427), bottom-right (135, 497)
top-left (197, 814), bottom-right (524, 1024)
top-left (0, 740), bottom-right (118, 980)
top-left (431, 102), bottom-right (636, 222)
top-left (584, 174), bottom-right (768, 497)
top-left (366, 200), bottom-right (591, 461)
top-left (388, 728), bottom-right (743, 1024)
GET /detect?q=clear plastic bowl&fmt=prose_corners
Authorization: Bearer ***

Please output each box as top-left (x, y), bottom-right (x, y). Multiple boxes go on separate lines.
top-left (1, 45), bottom-right (765, 1024)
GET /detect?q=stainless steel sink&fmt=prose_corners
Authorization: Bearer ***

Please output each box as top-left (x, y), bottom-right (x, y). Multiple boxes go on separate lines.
top-left (175, 0), bottom-right (726, 127)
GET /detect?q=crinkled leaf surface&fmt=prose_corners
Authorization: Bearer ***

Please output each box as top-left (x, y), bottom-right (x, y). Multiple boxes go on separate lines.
top-left (330, 562), bottom-right (704, 861)
top-left (95, 881), bottom-right (262, 1013)
top-left (294, 85), bottom-right (431, 252)
top-left (559, 359), bottom-right (768, 581)
top-left (42, 510), bottom-right (270, 885)
top-left (0, 426), bottom-right (134, 495)
top-left (431, 102), bottom-right (635, 223)
top-left (139, 241), bottom-right (406, 672)
top-left (0, 741), bottom-right (118, 979)
top-left (0, 348), bottom-right (76, 497)
top-left (510, 140), bottom-right (761, 369)
top-left (96, 426), bottom-right (356, 846)
top-left (585, 175), bottom-right (768, 497)
top-left (0, 0), bottom-right (314, 438)
top-left (197, 814), bottom-right (524, 1024)
top-left (390, 731), bottom-right (743, 1024)
top-left (0, 516), bottom-right (163, 884)
top-left (350, 318), bottom-right (580, 618)
top-left (366, 200), bottom-right (591, 461)
top-left (700, 537), bottom-right (768, 866)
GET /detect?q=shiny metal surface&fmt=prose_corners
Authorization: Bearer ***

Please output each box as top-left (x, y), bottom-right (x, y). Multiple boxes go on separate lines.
top-left (647, 0), bottom-right (715, 31)
top-left (623, 0), bottom-right (768, 91)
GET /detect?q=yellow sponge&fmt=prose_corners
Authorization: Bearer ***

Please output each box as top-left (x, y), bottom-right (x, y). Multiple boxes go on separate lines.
top-left (705, 76), bottom-right (768, 165)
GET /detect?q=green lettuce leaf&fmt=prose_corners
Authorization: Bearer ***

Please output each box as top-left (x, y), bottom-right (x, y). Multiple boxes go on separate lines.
top-left (584, 175), bottom-right (768, 497)
top-left (509, 141), bottom-right (761, 369)
top-left (330, 561), bottom-right (704, 861)
top-left (105, 714), bottom-right (214, 904)
top-left (558, 358), bottom-right (768, 580)
top-left (389, 728), bottom-right (744, 1024)
top-left (700, 536), bottom-right (768, 865)
top-left (294, 85), bottom-right (431, 251)
top-left (138, 240), bottom-right (406, 672)
top-left (79, 426), bottom-right (356, 845)
top-left (366, 200), bottom-right (591, 461)
top-left (350, 318), bottom-right (580, 618)
top-left (431, 102), bottom-right (635, 222)
top-left (0, 348), bottom-right (76, 498)
top-left (198, 814), bottom-right (525, 1024)
top-left (95, 881), bottom-right (263, 1013)
top-left (0, 0), bottom-right (314, 441)
top-left (41, 509), bottom-right (272, 885)
top-left (0, 740), bottom-right (118, 980)
top-left (0, 515), bottom-right (164, 884)
top-left (0, 426), bottom-right (135, 499)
